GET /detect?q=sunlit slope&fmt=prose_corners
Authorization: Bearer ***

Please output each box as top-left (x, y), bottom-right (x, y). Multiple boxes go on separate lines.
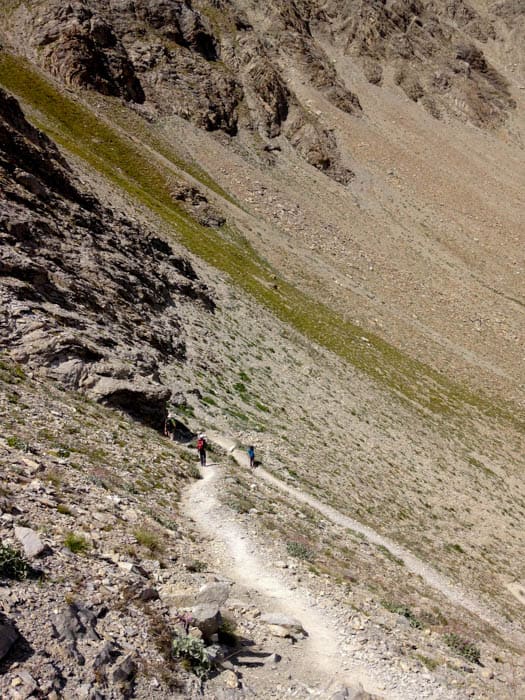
top-left (0, 52), bottom-right (523, 434)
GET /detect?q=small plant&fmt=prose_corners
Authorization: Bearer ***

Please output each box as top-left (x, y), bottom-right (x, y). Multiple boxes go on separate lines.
top-left (134, 529), bottom-right (160, 553)
top-left (55, 447), bottom-right (71, 459)
top-left (172, 633), bottom-right (211, 679)
top-left (445, 543), bottom-right (465, 554)
top-left (286, 541), bottom-right (315, 562)
top-left (64, 532), bottom-right (90, 554)
top-left (381, 601), bottom-right (423, 629)
top-left (0, 543), bottom-right (30, 580)
top-left (416, 654), bottom-right (439, 671)
top-left (46, 471), bottom-right (63, 488)
top-left (6, 436), bottom-right (30, 451)
top-left (377, 544), bottom-right (404, 566)
top-left (56, 503), bottom-right (73, 516)
top-left (443, 633), bottom-right (481, 664)
top-left (187, 464), bottom-right (202, 479)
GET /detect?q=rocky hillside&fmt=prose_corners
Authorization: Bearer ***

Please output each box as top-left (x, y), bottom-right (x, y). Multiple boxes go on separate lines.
top-left (1, 0), bottom-right (525, 698)
top-left (0, 81), bottom-right (222, 425)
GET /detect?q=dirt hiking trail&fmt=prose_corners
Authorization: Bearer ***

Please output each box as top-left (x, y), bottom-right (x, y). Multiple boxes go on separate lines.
top-left (207, 432), bottom-right (525, 648)
top-left (181, 433), bottom-right (470, 699)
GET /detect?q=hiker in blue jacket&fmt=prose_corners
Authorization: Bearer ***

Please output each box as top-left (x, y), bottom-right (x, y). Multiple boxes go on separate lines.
top-left (248, 445), bottom-right (255, 468)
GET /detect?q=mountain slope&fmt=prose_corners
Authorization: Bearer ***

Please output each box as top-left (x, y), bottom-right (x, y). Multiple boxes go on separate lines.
top-left (1, 1), bottom-right (525, 697)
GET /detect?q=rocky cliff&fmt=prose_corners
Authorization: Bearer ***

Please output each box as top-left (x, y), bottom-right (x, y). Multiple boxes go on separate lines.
top-left (0, 84), bottom-right (217, 424)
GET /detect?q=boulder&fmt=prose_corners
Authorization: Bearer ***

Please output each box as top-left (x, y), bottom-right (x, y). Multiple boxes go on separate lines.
top-left (158, 584), bottom-right (196, 608)
top-left (191, 603), bottom-right (222, 640)
top-left (330, 685), bottom-right (383, 699)
top-left (195, 581), bottom-right (231, 607)
top-left (260, 613), bottom-right (306, 638)
top-left (112, 654), bottom-right (137, 684)
top-left (14, 526), bottom-right (46, 558)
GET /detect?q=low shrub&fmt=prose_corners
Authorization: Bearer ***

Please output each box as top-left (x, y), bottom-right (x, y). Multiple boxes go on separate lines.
top-left (172, 633), bottom-right (211, 679)
top-left (0, 543), bottom-right (30, 580)
top-left (286, 541), bottom-right (315, 561)
top-left (134, 529), bottom-right (160, 552)
top-left (381, 600), bottom-right (423, 629)
top-left (444, 633), bottom-right (481, 664)
top-left (64, 532), bottom-right (90, 554)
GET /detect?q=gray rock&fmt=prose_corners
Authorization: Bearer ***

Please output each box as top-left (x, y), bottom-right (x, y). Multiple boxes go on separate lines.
top-left (112, 654), bottom-right (137, 684)
top-left (12, 670), bottom-right (38, 699)
top-left (191, 603), bottom-right (222, 640)
top-left (14, 525), bottom-right (46, 558)
top-left (93, 641), bottom-right (121, 671)
top-left (51, 603), bottom-right (98, 663)
top-left (196, 581), bottom-right (231, 607)
top-left (260, 613), bottom-right (306, 636)
top-left (137, 587), bottom-right (159, 602)
top-left (330, 685), bottom-right (383, 700)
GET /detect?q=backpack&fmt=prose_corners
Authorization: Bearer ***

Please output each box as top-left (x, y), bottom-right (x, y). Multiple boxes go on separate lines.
top-left (197, 438), bottom-right (204, 451)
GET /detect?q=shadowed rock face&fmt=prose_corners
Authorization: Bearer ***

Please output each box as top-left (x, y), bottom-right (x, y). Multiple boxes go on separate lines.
top-left (22, 1), bottom-right (145, 102)
top-left (0, 87), bottom-right (214, 425)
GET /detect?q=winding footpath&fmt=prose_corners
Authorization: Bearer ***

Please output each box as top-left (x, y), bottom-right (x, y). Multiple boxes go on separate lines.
top-left (181, 432), bottom-right (473, 699)
top-left (207, 432), bottom-right (525, 650)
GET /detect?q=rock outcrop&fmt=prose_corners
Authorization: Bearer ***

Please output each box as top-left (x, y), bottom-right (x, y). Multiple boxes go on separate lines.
top-left (11, 0), bottom-right (144, 102)
top-left (0, 86), bottom-right (214, 424)
top-left (321, 0), bottom-right (516, 126)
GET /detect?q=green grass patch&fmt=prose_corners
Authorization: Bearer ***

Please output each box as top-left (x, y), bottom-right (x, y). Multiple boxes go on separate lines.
top-left (6, 436), bottom-right (30, 451)
top-left (133, 528), bottom-right (161, 552)
top-left (443, 633), bottom-right (481, 664)
top-left (286, 541), bottom-right (315, 561)
top-left (381, 600), bottom-right (423, 629)
top-left (64, 532), bottom-right (90, 554)
top-left (56, 503), bottom-right (73, 516)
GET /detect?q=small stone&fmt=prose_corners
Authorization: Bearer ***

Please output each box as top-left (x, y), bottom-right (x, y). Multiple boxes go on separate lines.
top-left (220, 669), bottom-right (238, 689)
top-left (138, 587), bottom-right (159, 602)
top-left (267, 653), bottom-right (281, 664)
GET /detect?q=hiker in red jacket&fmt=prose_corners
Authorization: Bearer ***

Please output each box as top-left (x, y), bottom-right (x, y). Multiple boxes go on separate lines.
top-left (197, 433), bottom-right (207, 466)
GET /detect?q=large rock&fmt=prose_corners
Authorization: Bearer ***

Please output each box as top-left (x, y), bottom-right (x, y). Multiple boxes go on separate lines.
top-left (260, 613), bottom-right (306, 638)
top-left (286, 112), bottom-right (354, 185)
top-left (195, 581), bottom-right (231, 608)
top-left (158, 583), bottom-right (196, 609)
top-left (191, 603), bottom-right (222, 640)
top-left (1, 87), bottom-right (217, 428)
top-left (14, 525), bottom-right (46, 558)
top-left (18, 0), bottom-right (144, 102)
top-left (330, 685), bottom-right (383, 700)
